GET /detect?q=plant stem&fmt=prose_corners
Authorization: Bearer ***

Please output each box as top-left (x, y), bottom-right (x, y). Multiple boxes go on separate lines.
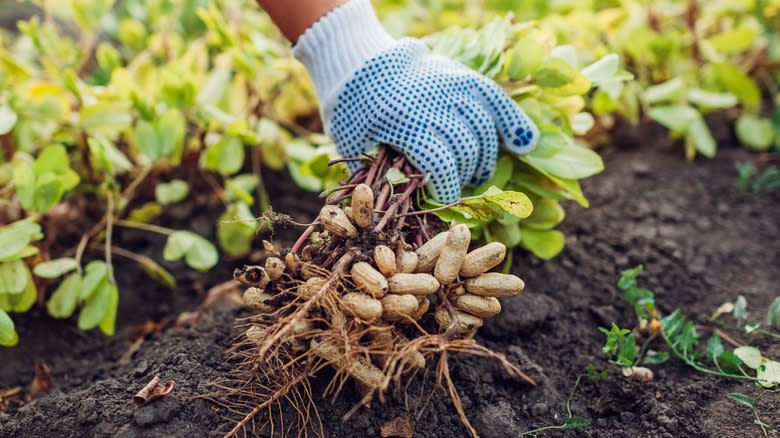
top-left (251, 147), bottom-right (271, 212)
top-left (374, 179), bottom-right (419, 233)
top-left (105, 192), bottom-right (116, 285)
top-left (397, 194), bottom-right (485, 218)
top-left (118, 165), bottom-right (153, 216)
top-left (115, 219), bottom-right (175, 236)
top-left (291, 221), bottom-right (318, 254)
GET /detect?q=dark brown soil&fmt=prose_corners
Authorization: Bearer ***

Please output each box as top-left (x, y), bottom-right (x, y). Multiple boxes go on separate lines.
top-left (2, 137), bottom-right (779, 438)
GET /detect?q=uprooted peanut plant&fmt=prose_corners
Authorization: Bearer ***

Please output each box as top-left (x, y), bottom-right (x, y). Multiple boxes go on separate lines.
top-left (219, 146), bottom-right (536, 437)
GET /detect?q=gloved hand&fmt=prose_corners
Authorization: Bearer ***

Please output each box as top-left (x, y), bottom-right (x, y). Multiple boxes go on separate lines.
top-left (293, 0), bottom-right (539, 204)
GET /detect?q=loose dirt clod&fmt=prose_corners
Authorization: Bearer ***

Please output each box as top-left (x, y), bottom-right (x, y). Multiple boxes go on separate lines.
top-left (222, 147), bottom-right (533, 438)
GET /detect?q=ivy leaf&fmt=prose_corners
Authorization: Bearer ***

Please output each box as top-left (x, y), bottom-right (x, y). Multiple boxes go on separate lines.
top-left (33, 257), bottom-right (78, 278)
top-left (757, 360), bottom-right (780, 387)
top-left (727, 393), bottom-right (755, 408)
top-left (706, 333), bottom-right (724, 362)
top-left (155, 180), bottom-right (189, 205)
top-left (0, 309), bottom-right (18, 347)
top-left (561, 417), bottom-right (591, 430)
top-left (484, 189), bottom-right (533, 218)
top-left (48, 273), bottom-right (82, 318)
top-left (733, 346), bottom-right (762, 370)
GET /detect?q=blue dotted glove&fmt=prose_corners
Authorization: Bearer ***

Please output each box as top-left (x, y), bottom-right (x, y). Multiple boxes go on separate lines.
top-left (293, 0), bottom-right (539, 204)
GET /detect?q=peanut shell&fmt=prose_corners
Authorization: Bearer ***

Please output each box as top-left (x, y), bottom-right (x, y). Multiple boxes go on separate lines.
top-left (433, 224), bottom-right (471, 284)
top-left (464, 273), bottom-right (525, 297)
top-left (459, 242), bottom-right (506, 278)
top-left (381, 294), bottom-right (419, 322)
top-left (340, 292), bottom-right (383, 323)
top-left (387, 273), bottom-right (440, 296)
top-left (453, 294), bottom-right (501, 318)
top-left (319, 205), bottom-right (357, 239)
top-left (414, 231), bottom-right (449, 272)
top-left (351, 183), bottom-right (374, 228)
top-left (351, 261), bottom-right (388, 299)
top-left (373, 245), bottom-right (397, 277)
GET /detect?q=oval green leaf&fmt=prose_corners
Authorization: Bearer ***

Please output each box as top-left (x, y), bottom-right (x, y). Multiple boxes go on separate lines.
top-left (155, 180), bottom-right (190, 205)
top-left (48, 273), bottom-right (82, 318)
top-left (77, 280), bottom-right (113, 331)
top-left (0, 309), bottom-right (18, 346)
top-left (733, 346), bottom-right (762, 370)
top-left (33, 257), bottom-right (78, 279)
top-left (484, 190), bottom-right (533, 218)
top-left (0, 259), bottom-right (29, 295)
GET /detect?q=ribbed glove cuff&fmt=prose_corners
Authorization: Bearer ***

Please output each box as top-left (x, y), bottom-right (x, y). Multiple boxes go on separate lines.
top-left (292, 0), bottom-right (395, 125)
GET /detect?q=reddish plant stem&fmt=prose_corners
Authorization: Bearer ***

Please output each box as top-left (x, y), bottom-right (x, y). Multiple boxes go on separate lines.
top-left (394, 196), bottom-right (412, 231)
top-left (364, 147), bottom-right (386, 188)
top-left (374, 179), bottom-right (420, 233)
top-left (374, 184), bottom-right (391, 213)
top-left (291, 221), bottom-right (318, 254)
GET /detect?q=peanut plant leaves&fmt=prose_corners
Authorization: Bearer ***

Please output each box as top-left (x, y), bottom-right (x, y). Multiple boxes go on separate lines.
top-left (164, 231), bottom-right (218, 271)
top-left (0, 220), bottom-right (42, 262)
top-left (0, 260), bottom-right (29, 295)
top-left (0, 309), bottom-right (18, 347)
top-left (33, 258), bottom-right (78, 279)
top-left (757, 361), bottom-right (780, 387)
top-left (78, 280), bottom-right (113, 331)
top-left (155, 180), bottom-right (189, 205)
top-left (484, 190), bottom-right (533, 218)
top-left (48, 273), bottom-right (81, 318)
top-left (734, 346), bottom-right (762, 370)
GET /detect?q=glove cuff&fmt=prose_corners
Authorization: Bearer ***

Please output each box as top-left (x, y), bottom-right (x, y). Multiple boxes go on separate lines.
top-left (292, 0), bottom-right (395, 124)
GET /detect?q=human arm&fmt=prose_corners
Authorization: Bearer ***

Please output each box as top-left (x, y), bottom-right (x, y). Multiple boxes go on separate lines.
top-left (254, 0), bottom-right (348, 43)
top-left (256, 0), bottom-right (539, 203)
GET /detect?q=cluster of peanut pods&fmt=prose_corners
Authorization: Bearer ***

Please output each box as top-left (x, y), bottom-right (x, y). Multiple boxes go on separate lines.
top-left (234, 183), bottom-right (525, 381)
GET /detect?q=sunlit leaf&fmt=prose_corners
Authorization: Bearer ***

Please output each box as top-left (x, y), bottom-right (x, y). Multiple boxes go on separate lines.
top-left (98, 284), bottom-right (119, 336)
top-left (521, 143), bottom-right (604, 179)
top-left (757, 360), bottom-right (780, 387)
top-left (33, 258), bottom-right (78, 278)
top-left (80, 261), bottom-right (108, 301)
top-left (77, 280), bottom-right (113, 331)
top-left (733, 346), bottom-right (762, 369)
top-left (735, 115), bottom-right (773, 151)
top-left (0, 309), bottom-right (18, 347)
top-left (155, 180), bottom-right (189, 205)
top-left (507, 37), bottom-right (545, 80)
top-left (535, 57), bottom-right (577, 88)
top-left (0, 104), bottom-right (17, 135)
top-left (484, 189), bottom-right (533, 218)
top-left (0, 220), bottom-right (42, 262)
top-left (0, 260), bottom-right (28, 295)
top-left (581, 54), bottom-right (619, 84)
top-left (218, 202), bottom-right (257, 256)
top-left (687, 89), bottom-right (738, 109)
top-left (48, 273), bottom-right (81, 318)
top-left (644, 78), bottom-right (685, 104)
top-left (519, 227), bottom-right (565, 259)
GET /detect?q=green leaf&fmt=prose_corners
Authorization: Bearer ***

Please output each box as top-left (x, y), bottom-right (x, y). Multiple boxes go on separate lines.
top-left (0, 220), bottom-right (42, 262)
top-left (484, 189), bottom-right (533, 218)
top-left (155, 180), bottom-right (189, 205)
top-left (687, 89), bottom-right (738, 109)
top-left (32, 172), bottom-right (65, 213)
top-left (87, 136), bottom-right (133, 175)
top-left (80, 261), bottom-right (109, 300)
top-left (385, 167), bottom-right (410, 185)
top-left (134, 120), bottom-right (160, 161)
top-left (521, 198), bottom-right (565, 229)
top-left (197, 69), bottom-right (232, 105)
top-left (12, 161), bottom-right (35, 210)
top-left (10, 266), bottom-right (35, 313)
top-left (580, 54), bottom-right (619, 84)
top-left (727, 393), bottom-right (755, 408)
top-left (217, 202), bottom-right (258, 256)
top-left (707, 333), bottom-right (724, 362)
top-left (164, 231), bottom-right (218, 271)
top-left (757, 360), bottom-right (780, 387)
top-left (0, 309), bottom-right (18, 346)
top-left (735, 115), bottom-right (773, 151)
top-left (733, 346), bottom-right (762, 369)
top-left (488, 221), bottom-right (522, 247)
top-left (521, 143), bottom-right (604, 179)
top-left (137, 256), bottom-right (176, 290)
top-left (48, 273), bottom-right (81, 318)
top-left (561, 417), bottom-right (591, 430)
top-left (0, 104), bottom-right (18, 135)
top-left (507, 37), bottom-right (545, 80)
top-left (706, 27), bottom-right (758, 54)
top-left (203, 136), bottom-right (244, 176)
top-left (617, 332), bottom-right (637, 366)
top-left (72, 0), bottom-right (115, 30)
top-left (688, 115), bottom-right (717, 158)
top-left (642, 350), bottom-right (670, 365)
top-left (711, 63), bottom-right (761, 113)
top-left (647, 105), bottom-right (698, 131)
top-left (98, 284), bottom-right (119, 336)
top-left (33, 257), bottom-right (78, 278)
top-left (535, 57), bottom-right (577, 88)
top-left (519, 227), bottom-right (565, 259)
top-left (0, 260), bottom-right (29, 295)
top-left (79, 102), bottom-right (133, 136)
top-left (33, 145), bottom-right (68, 174)
top-left (644, 78), bottom-right (685, 104)
top-left (78, 280), bottom-right (113, 331)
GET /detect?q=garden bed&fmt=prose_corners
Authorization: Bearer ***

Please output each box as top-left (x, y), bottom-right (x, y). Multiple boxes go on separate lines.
top-left (1, 133), bottom-right (779, 438)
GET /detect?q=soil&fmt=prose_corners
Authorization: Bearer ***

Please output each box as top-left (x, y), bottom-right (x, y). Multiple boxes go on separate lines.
top-left (2, 134), bottom-right (779, 438)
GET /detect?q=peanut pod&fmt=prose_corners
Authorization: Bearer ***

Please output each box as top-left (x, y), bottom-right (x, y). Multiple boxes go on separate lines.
top-left (311, 338), bottom-right (384, 389)
top-left (373, 245), bottom-right (397, 277)
top-left (265, 257), bottom-right (285, 281)
top-left (464, 273), bottom-right (525, 297)
top-left (233, 265), bottom-right (270, 288)
top-left (351, 183), bottom-right (374, 228)
top-left (298, 277), bottom-right (327, 300)
top-left (434, 307), bottom-right (483, 335)
top-left (245, 325), bottom-right (267, 345)
top-left (459, 242), bottom-right (506, 278)
top-left (371, 330), bottom-right (425, 369)
top-left (396, 249), bottom-right (418, 273)
top-left (339, 292), bottom-right (383, 323)
top-left (433, 224), bottom-right (471, 284)
top-left (410, 297), bottom-right (430, 321)
top-left (301, 262), bottom-right (328, 280)
top-left (351, 262), bottom-right (388, 299)
top-left (243, 287), bottom-right (275, 312)
top-left (453, 294), bottom-right (501, 318)
top-left (414, 231), bottom-right (449, 272)
top-left (319, 205), bottom-right (357, 239)
top-left (381, 294), bottom-right (419, 322)
top-left (387, 273), bottom-right (440, 296)
top-left (285, 252), bottom-right (301, 275)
